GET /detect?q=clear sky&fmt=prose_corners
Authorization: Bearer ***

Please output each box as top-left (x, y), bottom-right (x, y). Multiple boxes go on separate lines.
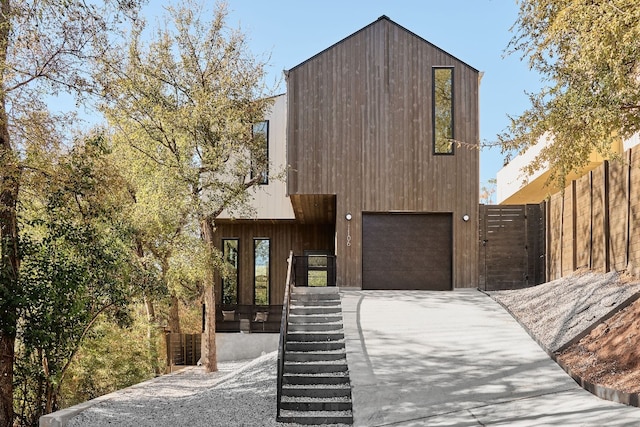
top-left (143, 0), bottom-right (543, 190)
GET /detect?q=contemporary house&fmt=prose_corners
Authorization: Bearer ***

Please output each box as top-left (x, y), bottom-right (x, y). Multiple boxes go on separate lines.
top-left (213, 16), bottom-right (480, 331)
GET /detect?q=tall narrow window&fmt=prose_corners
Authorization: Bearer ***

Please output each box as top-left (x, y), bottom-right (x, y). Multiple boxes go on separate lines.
top-left (433, 67), bottom-right (454, 155)
top-left (222, 239), bottom-right (239, 305)
top-left (251, 121), bottom-right (269, 184)
top-left (253, 239), bottom-right (270, 305)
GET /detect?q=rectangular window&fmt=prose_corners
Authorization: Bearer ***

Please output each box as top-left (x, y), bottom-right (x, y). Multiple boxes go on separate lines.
top-left (253, 239), bottom-right (270, 305)
top-left (251, 121), bottom-right (269, 184)
top-left (222, 239), bottom-right (239, 305)
top-left (433, 67), bottom-right (454, 155)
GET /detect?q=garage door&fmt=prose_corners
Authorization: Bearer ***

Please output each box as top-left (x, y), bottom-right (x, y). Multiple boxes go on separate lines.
top-left (362, 213), bottom-right (452, 290)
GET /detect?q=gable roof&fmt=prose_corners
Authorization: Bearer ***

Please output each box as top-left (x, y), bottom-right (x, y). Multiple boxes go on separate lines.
top-left (285, 15), bottom-right (479, 75)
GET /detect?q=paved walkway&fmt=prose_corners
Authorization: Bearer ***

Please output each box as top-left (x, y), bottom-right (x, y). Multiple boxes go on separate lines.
top-left (340, 289), bottom-right (640, 426)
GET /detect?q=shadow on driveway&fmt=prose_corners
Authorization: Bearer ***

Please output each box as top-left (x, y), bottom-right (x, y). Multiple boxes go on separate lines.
top-left (340, 289), bottom-right (640, 426)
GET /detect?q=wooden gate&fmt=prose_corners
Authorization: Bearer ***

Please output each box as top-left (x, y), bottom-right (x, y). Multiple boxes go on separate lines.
top-left (479, 203), bottom-right (546, 290)
top-left (166, 333), bottom-right (201, 369)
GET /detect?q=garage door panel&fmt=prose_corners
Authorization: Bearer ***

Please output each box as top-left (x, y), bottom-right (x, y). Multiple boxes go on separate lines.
top-left (365, 269), bottom-right (451, 290)
top-left (362, 213), bottom-right (452, 290)
top-left (363, 250), bottom-right (449, 272)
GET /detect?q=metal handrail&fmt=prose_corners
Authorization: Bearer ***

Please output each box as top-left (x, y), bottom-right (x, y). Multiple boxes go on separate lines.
top-left (276, 250), bottom-right (294, 420)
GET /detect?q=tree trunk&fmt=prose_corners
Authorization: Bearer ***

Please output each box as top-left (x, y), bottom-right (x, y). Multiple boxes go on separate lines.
top-left (168, 294), bottom-right (181, 334)
top-left (0, 333), bottom-right (15, 427)
top-left (0, 2), bottom-right (19, 424)
top-left (200, 218), bottom-right (217, 373)
top-left (143, 296), bottom-right (161, 375)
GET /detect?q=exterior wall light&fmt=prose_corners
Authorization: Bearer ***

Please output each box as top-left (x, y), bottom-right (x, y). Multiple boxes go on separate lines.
top-left (462, 214), bottom-right (470, 222)
top-left (345, 213), bottom-right (352, 221)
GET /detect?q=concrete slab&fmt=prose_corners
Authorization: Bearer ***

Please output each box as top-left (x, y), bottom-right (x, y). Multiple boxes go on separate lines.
top-left (216, 332), bottom-right (278, 362)
top-left (340, 289), bottom-right (640, 426)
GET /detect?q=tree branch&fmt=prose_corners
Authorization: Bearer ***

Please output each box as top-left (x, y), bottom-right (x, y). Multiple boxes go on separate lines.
top-left (55, 302), bottom-right (117, 396)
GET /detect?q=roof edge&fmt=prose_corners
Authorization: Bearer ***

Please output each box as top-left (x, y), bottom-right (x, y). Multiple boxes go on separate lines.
top-left (285, 15), bottom-right (479, 75)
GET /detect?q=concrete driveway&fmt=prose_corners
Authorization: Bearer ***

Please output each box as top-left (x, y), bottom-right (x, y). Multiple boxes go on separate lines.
top-left (340, 289), bottom-right (640, 426)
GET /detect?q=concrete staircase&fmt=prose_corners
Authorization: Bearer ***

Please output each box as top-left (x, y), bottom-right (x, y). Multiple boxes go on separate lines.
top-left (278, 287), bottom-right (353, 425)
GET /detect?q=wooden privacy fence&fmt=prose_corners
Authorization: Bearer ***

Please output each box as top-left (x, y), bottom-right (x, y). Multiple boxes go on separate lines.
top-left (546, 148), bottom-right (640, 280)
top-left (166, 333), bottom-right (201, 370)
top-left (479, 204), bottom-right (546, 290)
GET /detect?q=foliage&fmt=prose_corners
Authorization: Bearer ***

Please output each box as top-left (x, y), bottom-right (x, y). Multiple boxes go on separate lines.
top-left (13, 135), bottom-right (138, 424)
top-left (0, 1), bottom-right (275, 422)
top-left (97, 0), bottom-right (273, 222)
top-left (59, 313), bottom-right (157, 409)
top-left (0, 2), bottom-right (145, 425)
top-left (500, 0), bottom-right (640, 187)
top-left (112, 131), bottom-right (207, 299)
top-left (480, 178), bottom-right (497, 204)
top-left (96, 0), bottom-right (274, 371)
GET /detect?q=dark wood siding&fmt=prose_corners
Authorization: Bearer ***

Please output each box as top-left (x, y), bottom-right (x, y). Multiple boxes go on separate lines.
top-left (287, 17), bottom-right (479, 288)
top-left (362, 213), bottom-right (452, 290)
top-left (478, 204), bottom-right (546, 290)
top-left (213, 221), bottom-right (334, 305)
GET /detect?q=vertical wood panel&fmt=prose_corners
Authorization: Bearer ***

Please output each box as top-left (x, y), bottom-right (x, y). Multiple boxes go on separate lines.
top-left (213, 221), bottom-right (334, 305)
top-left (287, 18), bottom-right (479, 288)
top-left (575, 175), bottom-right (591, 269)
top-left (561, 187), bottom-right (574, 276)
top-left (478, 204), bottom-right (487, 289)
top-left (603, 161), bottom-right (611, 272)
top-left (477, 204), bottom-right (545, 290)
top-left (629, 149), bottom-right (640, 276)
top-left (571, 181), bottom-right (577, 271)
top-left (549, 193), bottom-right (563, 280)
top-left (608, 158), bottom-right (627, 271)
top-left (591, 166), bottom-right (605, 271)
top-left (545, 148), bottom-right (640, 280)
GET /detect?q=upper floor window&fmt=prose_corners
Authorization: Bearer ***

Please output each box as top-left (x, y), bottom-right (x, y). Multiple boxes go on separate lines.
top-left (433, 67), bottom-right (454, 155)
top-left (251, 121), bottom-right (269, 184)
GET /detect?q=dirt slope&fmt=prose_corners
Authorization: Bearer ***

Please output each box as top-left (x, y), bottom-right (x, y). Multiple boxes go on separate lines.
top-left (557, 296), bottom-right (640, 394)
top-left (490, 270), bottom-right (640, 395)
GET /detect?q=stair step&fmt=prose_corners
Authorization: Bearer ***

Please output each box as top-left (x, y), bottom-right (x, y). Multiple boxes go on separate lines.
top-left (287, 332), bottom-right (344, 342)
top-left (290, 306), bottom-right (342, 315)
top-left (290, 299), bottom-right (340, 307)
top-left (286, 350), bottom-right (346, 362)
top-left (289, 315), bottom-right (342, 324)
top-left (280, 396), bottom-right (352, 412)
top-left (283, 373), bottom-right (350, 385)
top-left (281, 287), bottom-right (352, 424)
top-left (282, 384), bottom-right (352, 398)
top-left (291, 286), bottom-right (340, 298)
top-left (288, 322), bottom-right (343, 332)
top-left (284, 362), bottom-right (348, 374)
top-left (286, 341), bottom-right (345, 352)
top-left (278, 410), bottom-right (353, 425)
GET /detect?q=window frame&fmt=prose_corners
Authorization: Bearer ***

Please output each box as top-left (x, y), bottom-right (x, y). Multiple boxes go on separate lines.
top-left (221, 238), bottom-right (239, 306)
top-left (251, 120), bottom-right (269, 185)
top-left (432, 67), bottom-right (455, 156)
top-left (253, 238), bottom-right (270, 306)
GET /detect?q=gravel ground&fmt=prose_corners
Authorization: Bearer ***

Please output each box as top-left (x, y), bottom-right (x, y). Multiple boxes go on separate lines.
top-left (488, 270), bottom-right (640, 352)
top-left (67, 352), bottom-right (291, 427)
top-left (66, 271), bottom-right (640, 426)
